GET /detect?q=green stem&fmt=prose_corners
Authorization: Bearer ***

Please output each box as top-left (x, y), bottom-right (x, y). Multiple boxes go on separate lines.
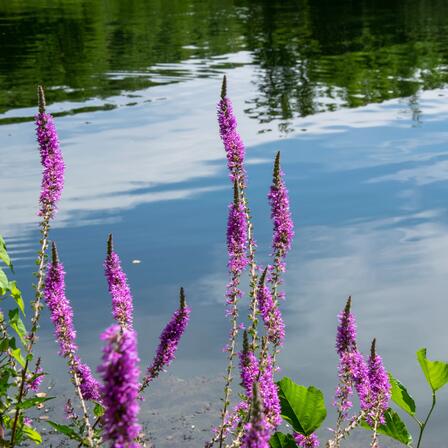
top-left (416, 391), bottom-right (436, 448)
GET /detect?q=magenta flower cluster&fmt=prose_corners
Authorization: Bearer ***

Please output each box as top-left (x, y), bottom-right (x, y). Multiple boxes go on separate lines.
top-left (217, 76), bottom-right (246, 185)
top-left (105, 235), bottom-right (134, 328)
top-left (227, 199), bottom-right (248, 274)
top-left (268, 152), bottom-right (294, 259)
top-left (98, 325), bottom-right (141, 448)
top-left (144, 288), bottom-right (191, 386)
top-left (256, 270), bottom-right (285, 346)
top-left (294, 433), bottom-right (320, 448)
top-left (35, 89), bottom-right (64, 217)
top-left (334, 299), bottom-right (391, 426)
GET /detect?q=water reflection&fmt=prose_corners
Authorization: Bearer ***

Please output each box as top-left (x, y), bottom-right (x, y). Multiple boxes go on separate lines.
top-left (2, 0), bottom-right (448, 131)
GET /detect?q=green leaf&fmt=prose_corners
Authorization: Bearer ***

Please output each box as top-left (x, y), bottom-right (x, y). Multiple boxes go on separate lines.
top-left (94, 402), bottom-right (105, 417)
top-left (10, 347), bottom-right (26, 368)
top-left (8, 281), bottom-right (25, 315)
top-left (277, 377), bottom-right (327, 435)
top-left (18, 396), bottom-right (54, 410)
top-left (22, 425), bottom-right (42, 444)
top-left (47, 421), bottom-right (84, 443)
top-left (0, 235), bottom-right (12, 270)
top-left (361, 408), bottom-right (413, 446)
top-left (269, 432), bottom-right (297, 448)
top-left (0, 269), bottom-right (8, 290)
top-left (8, 308), bottom-right (27, 346)
top-left (389, 373), bottom-right (416, 416)
top-left (417, 348), bottom-right (448, 392)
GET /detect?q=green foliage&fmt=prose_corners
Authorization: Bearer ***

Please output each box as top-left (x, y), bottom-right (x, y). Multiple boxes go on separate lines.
top-left (47, 421), bottom-right (85, 443)
top-left (277, 377), bottom-right (326, 436)
top-left (389, 373), bottom-right (416, 416)
top-left (361, 408), bottom-right (413, 446)
top-left (269, 432), bottom-right (297, 448)
top-left (17, 396), bottom-right (54, 410)
top-left (22, 425), bottom-right (42, 444)
top-left (417, 348), bottom-right (448, 392)
top-left (8, 309), bottom-right (27, 346)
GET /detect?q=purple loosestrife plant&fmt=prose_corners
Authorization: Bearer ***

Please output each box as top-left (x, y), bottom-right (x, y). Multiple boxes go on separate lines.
top-left (25, 358), bottom-right (43, 393)
top-left (36, 87), bottom-right (65, 219)
top-left (98, 324), bottom-right (141, 448)
top-left (256, 268), bottom-right (285, 347)
top-left (141, 287), bottom-right (190, 391)
top-left (268, 152), bottom-right (294, 261)
top-left (217, 76), bottom-right (246, 186)
top-left (294, 433), bottom-right (320, 448)
top-left (105, 234), bottom-right (134, 329)
top-left (241, 383), bottom-right (271, 448)
top-left (365, 339), bottom-right (391, 447)
top-left (10, 86), bottom-right (66, 445)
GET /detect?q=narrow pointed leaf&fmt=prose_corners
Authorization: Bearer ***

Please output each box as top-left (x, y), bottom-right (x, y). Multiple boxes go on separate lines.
top-left (9, 308), bottom-right (27, 345)
top-left (388, 373), bottom-right (416, 416)
top-left (417, 348), bottom-right (448, 392)
top-left (277, 377), bottom-right (327, 435)
top-left (11, 347), bottom-right (26, 367)
top-left (18, 396), bottom-right (54, 410)
top-left (47, 421), bottom-right (84, 443)
top-left (22, 425), bottom-right (42, 444)
top-left (361, 408), bottom-right (412, 446)
top-left (0, 235), bottom-right (12, 270)
top-left (8, 281), bottom-right (25, 315)
top-left (0, 268), bottom-right (8, 289)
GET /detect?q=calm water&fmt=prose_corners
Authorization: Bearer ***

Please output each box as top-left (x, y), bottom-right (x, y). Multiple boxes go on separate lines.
top-left (1, 1), bottom-right (448, 446)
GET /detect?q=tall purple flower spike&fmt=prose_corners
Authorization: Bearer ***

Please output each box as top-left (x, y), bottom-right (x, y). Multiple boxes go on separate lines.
top-left (217, 76), bottom-right (246, 185)
top-left (227, 181), bottom-right (248, 274)
top-left (241, 383), bottom-right (271, 448)
top-left (258, 350), bottom-right (281, 429)
top-left (239, 331), bottom-right (259, 397)
top-left (257, 268), bottom-right (285, 346)
top-left (142, 288), bottom-right (191, 389)
top-left (98, 325), bottom-right (141, 448)
top-left (268, 152), bottom-right (294, 259)
top-left (294, 433), bottom-right (320, 448)
top-left (334, 297), bottom-right (369, 417)
top-left (363, 339), bottom-right (391, 425)
top-left (105, 234), bottom-right (134, 328)
top-left (36, 86), bottom-right (64, 218)
top-left (44, 243), bottom-right (78, 358)
top-left (44, 243), bottom-right (100, 401)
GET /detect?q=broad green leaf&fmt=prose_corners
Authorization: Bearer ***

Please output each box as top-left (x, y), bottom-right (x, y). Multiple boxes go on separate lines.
top-left (9, 308), bottom-right (27, 346)
top-left (18, 396), bottom-right (54, 410)
top-left (47, 421), bottom-right (84, 443)
top-left (277, 377), bottom-right (327, 435)
top-left (389, 373), bottom-right (416, 416)
top-left (417, 348), bottom-right (448, 392)
top-left (270, 432), bottom-right (297, 448)
top-left (10, 347), bottom-right (26, 368)
top-left (22, 425), bottom-right (42, 444)
top-left (0, 235), bottom-right (12, 270)
top-left (361, 408), bottom-right (413, 446)
top-left (0, 269), bottom-right (8, 289)
top-left (94, 402), bottom-right (105, 417)
top-left (8, 281), bottom-right (25, 315)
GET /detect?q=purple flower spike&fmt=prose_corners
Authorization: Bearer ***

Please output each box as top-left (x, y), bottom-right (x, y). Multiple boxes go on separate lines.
top-left (259, 350), bottom-right (281, 429)
top-left (227, 181), bottom-right (248, 274)
top-left (268, 152), bottom-right (294, 259)
top-left (26, 358), bottom-right (44, 393)
top-left (364, 339), bottom-right (391, 425)
top-left (239, 331), bottom-right (260, 396)
top-left (105, 234), bottom-right (134, 328)
top-left (294, 433), bottom-right (320, 448)
top-left (75, 358), bottom-right (101, 402)
top-left (98, 324), bottom-right (141, 448)
top-left (257, 268), bottom-right (285, 346)
top-left (44, 243), bottom-right (78, 357)
top-left (336, 297), bottom-right (356, 356)
top-left (143, 288), bottom-right (191, 388)
top-left (218, 76), bottom-right (246, 185)
top-left (241, 383), bottom-right (271, 448)
top-left (36, 86), bottom-right (64, 218)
